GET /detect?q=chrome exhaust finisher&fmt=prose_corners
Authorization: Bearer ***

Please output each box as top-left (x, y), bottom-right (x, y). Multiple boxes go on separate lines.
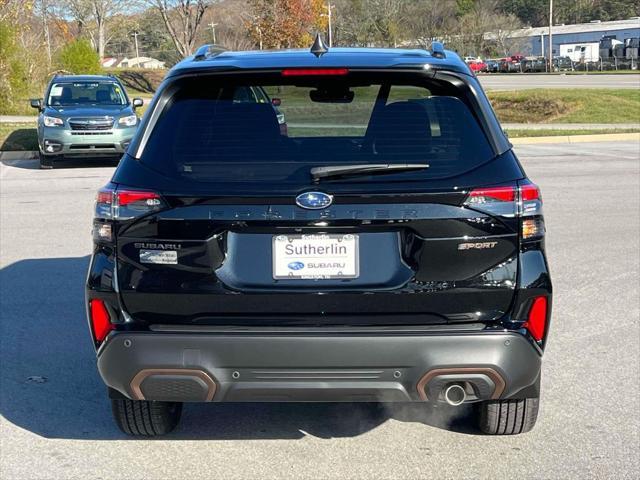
top-left (417, 367), bottom-right (506, 402)
top-left (444, 383), bottom-right (466, 406)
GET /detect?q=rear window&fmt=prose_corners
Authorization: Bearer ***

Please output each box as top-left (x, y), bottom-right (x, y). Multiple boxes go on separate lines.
top-left (140, 72), bottom-right (495, 185)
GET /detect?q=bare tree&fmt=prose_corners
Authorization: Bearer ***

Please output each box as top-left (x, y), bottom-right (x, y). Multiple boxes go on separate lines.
top-left (0, 0), bottom-right (31, 22)
top-left (145, 0), bottom-right (212, 57)
top-left (207, 0), bottom-right (253, 50)
top-left (35, 0), bottom-right (52, 66)
top-left (63, 0), bottom-right (124, 59)
top-left (448, 0), bottom-right (523, 57)
top-left (404, 0), bottom-right (457, 48)
top-left (334, 0), bottom-right (409, 47)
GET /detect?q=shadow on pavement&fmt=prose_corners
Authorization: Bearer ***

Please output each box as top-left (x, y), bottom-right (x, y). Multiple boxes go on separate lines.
top-left (0, 155), bottom-right (120, 170)
top-left (0, 256), bottom-right (479, 440)
top-left (0, 127), bottom-right (38, 151)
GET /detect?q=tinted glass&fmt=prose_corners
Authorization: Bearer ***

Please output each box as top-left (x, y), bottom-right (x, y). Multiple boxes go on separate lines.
top-left (48, 81), bottom-right (127, 106)
top-left (140, 73), bottom-right (495, 185)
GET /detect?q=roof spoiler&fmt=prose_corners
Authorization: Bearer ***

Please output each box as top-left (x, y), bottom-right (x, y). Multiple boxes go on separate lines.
top-left (429, 41), bottom-right (446, 59)
top-left (193, 44), bottom-right (227, 61)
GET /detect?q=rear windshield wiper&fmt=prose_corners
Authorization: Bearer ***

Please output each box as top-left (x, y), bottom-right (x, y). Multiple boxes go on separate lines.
top-left (311, 163), bottom-right (430, 182)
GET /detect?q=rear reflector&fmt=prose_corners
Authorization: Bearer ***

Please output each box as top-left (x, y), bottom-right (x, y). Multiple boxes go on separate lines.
top-left (523, 296), bottom-right (547, 342)
top-left (89, 299), bottom-right (113, 342)
top-left (281, 68), bottom-right (349, 76)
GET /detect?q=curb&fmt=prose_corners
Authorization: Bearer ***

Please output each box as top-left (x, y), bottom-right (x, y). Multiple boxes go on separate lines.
top-left (510, 132), bottom-right (640, 145)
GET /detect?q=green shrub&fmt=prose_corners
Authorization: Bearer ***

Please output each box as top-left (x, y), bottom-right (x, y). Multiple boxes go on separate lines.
top-left (56, 39), bottom-right (102, 75)
top-left (0, 21), bottom-right (29, 114)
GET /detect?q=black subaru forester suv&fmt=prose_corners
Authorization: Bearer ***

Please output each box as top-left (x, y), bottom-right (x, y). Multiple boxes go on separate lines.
top-left (86, 41), bottom-right (551, 436)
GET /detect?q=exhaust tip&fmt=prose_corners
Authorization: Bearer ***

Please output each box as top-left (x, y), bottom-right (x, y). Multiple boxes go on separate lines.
top-left (444, 383), bottom-right (466, 406)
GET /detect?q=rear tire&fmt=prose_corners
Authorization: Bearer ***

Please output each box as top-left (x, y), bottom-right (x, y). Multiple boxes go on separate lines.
top-left (477, 398), bottom-right (539, 435)
top-left (111, 398), bottom-right (182, 436)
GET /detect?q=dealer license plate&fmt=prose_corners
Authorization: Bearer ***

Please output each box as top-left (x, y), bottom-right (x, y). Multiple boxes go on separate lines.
top-left (272, 234), bottom-right (359, 279)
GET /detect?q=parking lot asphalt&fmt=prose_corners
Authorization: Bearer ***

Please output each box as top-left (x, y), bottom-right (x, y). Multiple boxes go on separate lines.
top-left (478, 72), bottom-right (640, 90)
top-left (1, 141), bottom-right (639, 479)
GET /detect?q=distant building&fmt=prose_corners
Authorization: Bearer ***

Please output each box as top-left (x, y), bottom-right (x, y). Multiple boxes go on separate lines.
top-left (504, 17), bottom-right (640, 57)
top-left (101, 56), bottom-right (166, 69)
top-left (101, 57), bottom-right (119, 68)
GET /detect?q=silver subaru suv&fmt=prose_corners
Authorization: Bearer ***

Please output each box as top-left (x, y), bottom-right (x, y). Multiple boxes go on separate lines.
top-left (30, 74), bottom-right (143, 169)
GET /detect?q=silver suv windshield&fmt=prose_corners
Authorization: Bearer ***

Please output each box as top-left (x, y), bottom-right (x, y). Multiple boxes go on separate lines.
top-left (47, 81), bottom-right (127, 106)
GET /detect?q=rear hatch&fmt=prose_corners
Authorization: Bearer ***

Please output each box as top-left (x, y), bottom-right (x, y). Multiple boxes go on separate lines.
top-left (110, 70), bottom-right (524, 327)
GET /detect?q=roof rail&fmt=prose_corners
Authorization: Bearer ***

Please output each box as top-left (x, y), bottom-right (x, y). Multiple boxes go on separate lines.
top-left (429, 41), bottom-right (446, 59)
top-left (194, 44), bottom-right (227, 61)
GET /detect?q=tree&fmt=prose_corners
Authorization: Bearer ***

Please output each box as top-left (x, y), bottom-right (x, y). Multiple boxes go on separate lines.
top-left (368, 0), bottom-right (408, 47)
top-left (35, 0), bottom-right (52, 66)
top-left (405, 0), bottom-right (458, 47)
top-left (145, 0), bottom-right (212, 57)
top-left (0, 21), bottom-right (29, 114)
top-left (499, 0), bottom-right (640, 27)
top-left (56, 38), bottom-right (102, 73)
top-left (448, 0), bottom-right (524, 56)
top-left (0, 0), bottom-right (33, 22)
top-left (246, 0), bottom-right (326, 49)
top-left (333, 0), bottom-right (373, 46)
top-left (63, 0), bottom-right (124, 59)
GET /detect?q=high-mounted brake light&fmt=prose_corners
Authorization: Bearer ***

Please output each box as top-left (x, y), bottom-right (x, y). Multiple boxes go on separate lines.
top-left (89, 299), bottom-right (114, 342)
top-left (523, 296), bottom-right (547, 342)
top-left (281, 68), bottom-right (349, 76)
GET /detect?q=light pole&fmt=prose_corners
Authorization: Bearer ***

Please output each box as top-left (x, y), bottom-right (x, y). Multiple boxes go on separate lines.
top-left (41, 0), bottom-right (51, 66)
top-left (321, 2), bottom-right (335, 47)
top-left (208, 22), bottom-right (218, 44)
top-left (131, 31), bottom-right (140, 59)
top-left (548, 0), bottom-right (554, 72)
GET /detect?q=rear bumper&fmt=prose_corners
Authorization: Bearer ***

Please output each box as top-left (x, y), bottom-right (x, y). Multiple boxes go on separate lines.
top-left (97, 330), bottom-right (542, 403)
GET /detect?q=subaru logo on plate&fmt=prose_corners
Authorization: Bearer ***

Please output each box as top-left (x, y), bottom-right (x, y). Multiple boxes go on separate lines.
top-left (288, 261), bottom-right (305, 271)
top-left (295, 191), bottom-right (333, 210)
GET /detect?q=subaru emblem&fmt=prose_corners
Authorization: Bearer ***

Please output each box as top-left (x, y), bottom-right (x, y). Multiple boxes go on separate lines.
top-left (295, 191), bottom-right (333, 210)
top-left (288, 261), bottom-right (305, 271)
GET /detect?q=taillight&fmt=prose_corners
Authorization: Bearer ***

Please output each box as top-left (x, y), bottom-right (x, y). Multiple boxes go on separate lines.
top-left (89, 299), bottom-right (114, 342)
top-left (464, 186), bottom-right (517, 217)
top-left (518, 181), bottom-right (544, 240)
top-left (94, 186), bottom-right (166, 243)
top-left (522, 296), bottom-right (548, 342)
top-left (520, 184), bottom-right (540, 201)
top-left (463, 181), bottom-right (544, 240)
top-left (94, 186), bottom-right (165, 220)
top-left (466, 186), bottom-right (515, 203)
